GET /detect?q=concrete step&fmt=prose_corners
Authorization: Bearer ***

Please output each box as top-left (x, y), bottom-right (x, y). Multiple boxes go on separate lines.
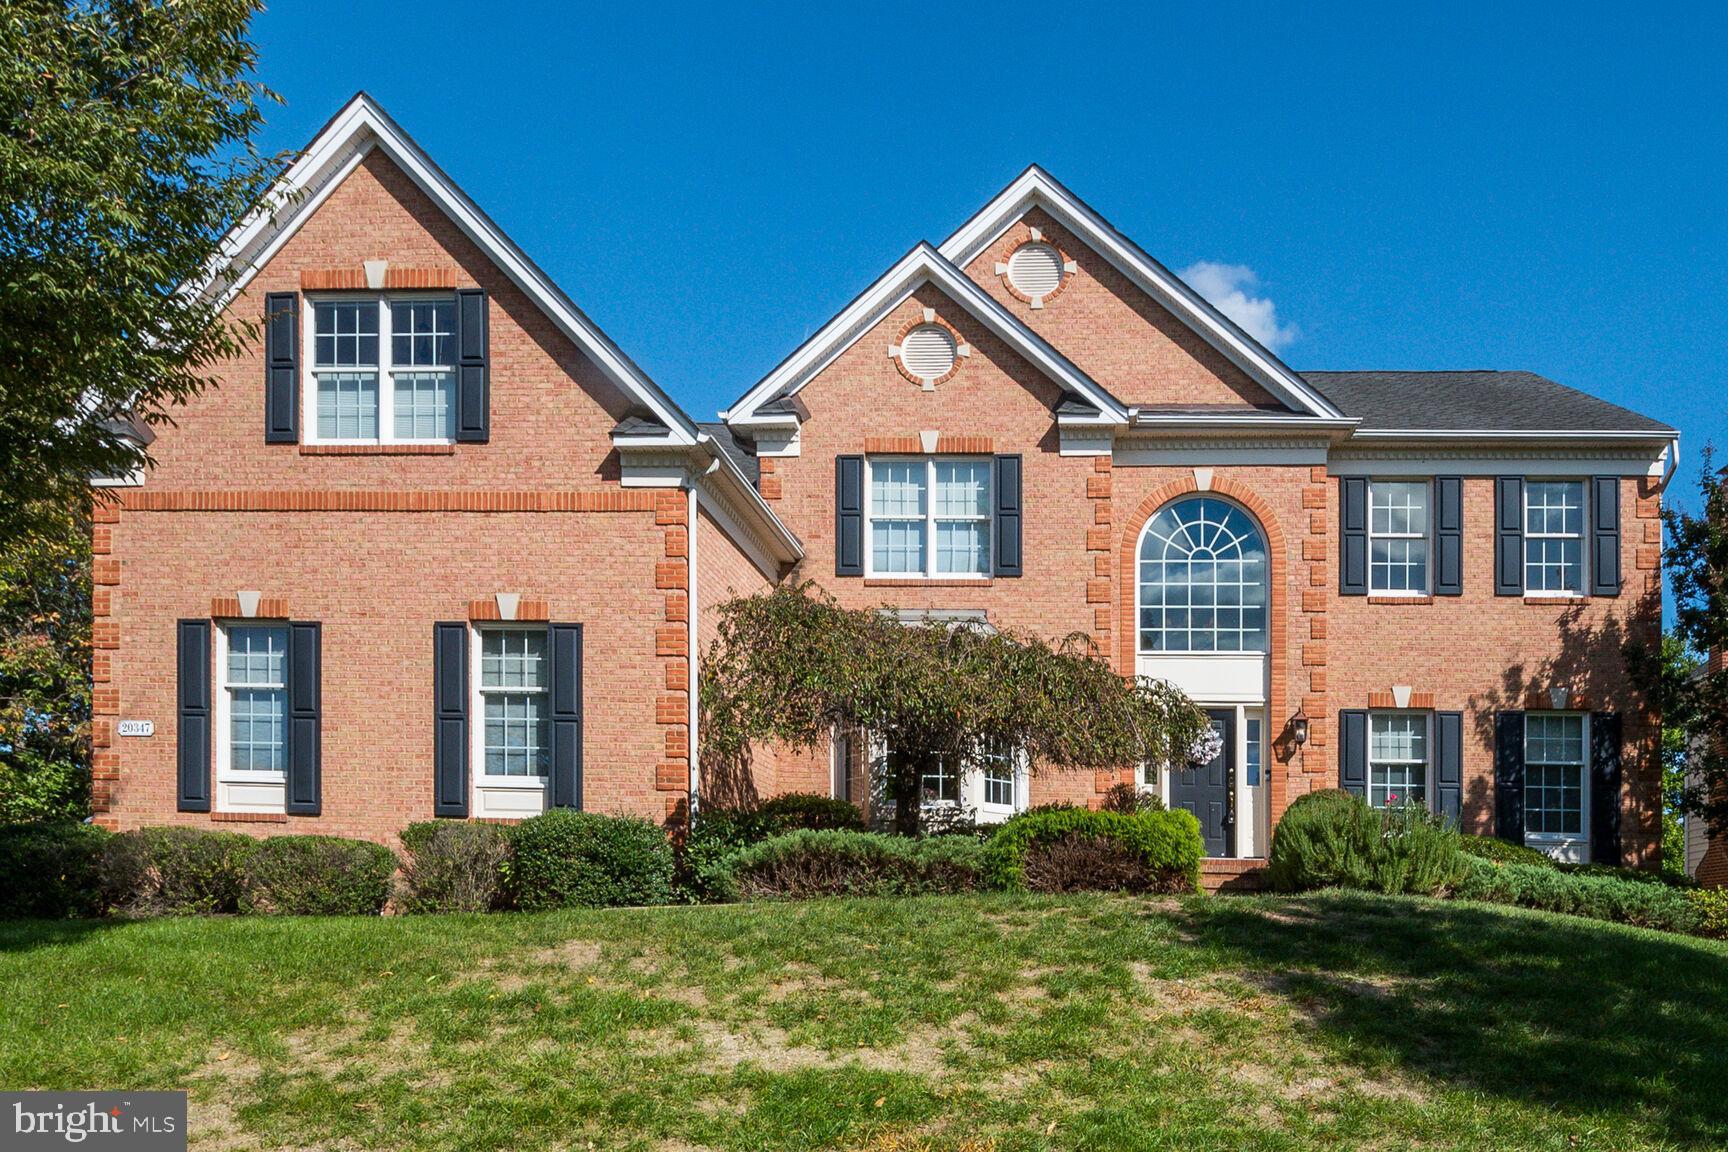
top-left (1201, 857), bottom-right (1268, 894)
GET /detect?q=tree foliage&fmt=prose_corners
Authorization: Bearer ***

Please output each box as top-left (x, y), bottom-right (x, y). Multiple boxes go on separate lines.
top-left (0, 499), bottom-right (91, 821)
top-left (0, 0), bottom-right (279, 542)
top-left (700, 583), bottom-right (1209, 832)
top-left (1658, 450), bottom-right (1728, 837)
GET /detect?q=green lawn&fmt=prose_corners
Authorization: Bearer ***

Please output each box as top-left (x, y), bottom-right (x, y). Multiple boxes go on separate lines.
top-left (2, 892), bottom-right (1725, 1151)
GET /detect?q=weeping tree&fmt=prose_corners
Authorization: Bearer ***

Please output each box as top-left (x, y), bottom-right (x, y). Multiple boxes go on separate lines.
top-left (700, 583), bottom-right (1209, 834)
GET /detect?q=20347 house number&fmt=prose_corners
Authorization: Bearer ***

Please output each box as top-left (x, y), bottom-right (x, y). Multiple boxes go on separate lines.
top-left (116, 719), bottom-right (154, 738)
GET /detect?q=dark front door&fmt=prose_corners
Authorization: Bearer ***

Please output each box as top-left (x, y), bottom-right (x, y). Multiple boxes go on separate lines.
top-left (1170, 709), bottom-right (1234, 856)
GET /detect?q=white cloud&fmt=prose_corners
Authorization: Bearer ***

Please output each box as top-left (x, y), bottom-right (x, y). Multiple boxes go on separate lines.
top-left (1178, 261), bottom-right (1299, 352)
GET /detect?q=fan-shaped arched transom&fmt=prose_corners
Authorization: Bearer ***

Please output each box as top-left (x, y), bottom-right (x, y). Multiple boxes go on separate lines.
top-left (1137, 496), bottom-right (1269, 654)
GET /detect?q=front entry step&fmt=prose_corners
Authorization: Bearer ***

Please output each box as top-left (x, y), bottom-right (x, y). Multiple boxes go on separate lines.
top-left (1201, 857), bottom-right (1268, 894)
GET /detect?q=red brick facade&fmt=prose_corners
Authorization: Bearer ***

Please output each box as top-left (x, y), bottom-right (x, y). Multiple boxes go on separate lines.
top-left (96, 100), bottom-right (1668, 868)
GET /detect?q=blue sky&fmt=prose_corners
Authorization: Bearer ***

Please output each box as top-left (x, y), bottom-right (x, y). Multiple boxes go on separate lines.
top-left (252, 2), bottom-right (1725, 507)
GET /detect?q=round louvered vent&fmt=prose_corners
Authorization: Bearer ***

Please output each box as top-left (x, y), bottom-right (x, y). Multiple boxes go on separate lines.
top-left (1007, 242), bottom-right (1065, 299)
top-left (900, 324), bottom-right (957, 382)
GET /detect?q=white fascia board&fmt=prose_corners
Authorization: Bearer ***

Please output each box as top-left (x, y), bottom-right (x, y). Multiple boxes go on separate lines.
top-left (693, 433), bottom-right (804, 568)
top-left (1342, 428), bottom-right (1675, 444)
top-left (198, 92), bottom-right (699, 445)
top-left (938, 166), bottom-right (1344, 421)
top-left (1127, 413), bottom-right (1358, 438)
top-left (724, 243), bottom-right (1127, 426)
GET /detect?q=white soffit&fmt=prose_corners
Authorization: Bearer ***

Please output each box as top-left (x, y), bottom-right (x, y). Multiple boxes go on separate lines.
top-left (938, 165), bottom-right (1345, 421)
top-left (197, 91), bottom-right (700, 444)
top-left (722, 243), bottom-right (1128, 426)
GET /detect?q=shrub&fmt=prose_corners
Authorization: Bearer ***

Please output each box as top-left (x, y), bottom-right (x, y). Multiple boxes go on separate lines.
top-left (100, 826), bottom-right (258, 915)
top-left (1099, 782), bottom-right (1164, 815)
top-left (0, 822), bottom-right (109, 919)
top-left (983, 807), bottom-right (1203, 894)
top-left (506, 810), bottom-right (674, 910)
top-left (396, 821), bottom-right (510, 914)
top-left (756, 792), bottom-right (867, 832)
top-left (1457, 834), bottom-right (1558, 869)
top-left (1455, 856), bottom-right (1701, 934)
top-left (677, 794), bottom-right (866, 902)
top-left (1268, 790), bottom-right (1465, 897)
top-left (1022, 832), bottom-right (1158, 893)
top-left (1557, 861), bottom-right (1697, 889)
top-left (241, 835), bottom-right (398, 916)
top-left (1689, 887), bottom-right (1728, 939)
top-left (715, 829), bottom-right (985, 901)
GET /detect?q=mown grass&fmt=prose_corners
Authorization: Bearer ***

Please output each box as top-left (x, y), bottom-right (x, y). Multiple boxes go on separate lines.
top-left (2, 891), bottom-right (1726, 1151)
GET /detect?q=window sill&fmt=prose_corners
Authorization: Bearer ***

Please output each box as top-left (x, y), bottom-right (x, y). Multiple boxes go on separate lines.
top-left (299, 443), bottom-right (456, 456)
top-left (1368, 594), bottom-right (1434, 605)
top-left (211, 810), bottom-right (288, 824)
top-left (864, 578), bottom-right (994, 588)
top-left (1523, 594), bottom-right (1590, 606)
top-left (476, 778), bottom-right (550, 790)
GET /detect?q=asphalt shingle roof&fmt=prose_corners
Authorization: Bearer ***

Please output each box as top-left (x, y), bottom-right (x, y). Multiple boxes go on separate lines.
top-left (1300, 371), bottom-right (1672, 435)
top-left (698, 422), bottom-right (760, 485)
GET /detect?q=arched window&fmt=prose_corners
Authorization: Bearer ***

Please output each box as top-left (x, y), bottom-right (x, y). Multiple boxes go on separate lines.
top-left (1138, 497), bottom-right (1268, 654)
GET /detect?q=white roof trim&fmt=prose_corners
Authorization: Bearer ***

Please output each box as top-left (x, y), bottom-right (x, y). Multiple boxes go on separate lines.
top-left (200, 92), bottom-right (699, 444)
top-left (938, 165), bottom-right (1345, 421)
top-left (723, 243), bottom-right (1127, 426)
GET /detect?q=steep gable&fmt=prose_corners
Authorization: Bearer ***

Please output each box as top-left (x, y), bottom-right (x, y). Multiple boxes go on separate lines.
top-left (961, 206), bottom-right (1284, 411)
top-left (940, 166), bottom-right (1343, 421)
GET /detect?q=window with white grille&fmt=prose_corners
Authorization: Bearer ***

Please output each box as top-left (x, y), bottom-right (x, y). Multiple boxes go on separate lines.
top-left (867, 458), bottom-right (992, 578)
top-left (1368, 712), bottom-right (1429, 809)
top-left (477, 628), bottom-right (549, 779)
top-left (1524, 481), bottom-right (1585, 594)
top-left (309, 297), bottom-right (455, 443)
top-left (1369, 481), bottom-right (1429, 594)
top-left (1525, 713), bottom-right (1586, 839)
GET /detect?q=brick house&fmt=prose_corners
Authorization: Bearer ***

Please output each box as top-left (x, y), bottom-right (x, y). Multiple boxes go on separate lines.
top-left (95, 95), bottom-right (1677, 869)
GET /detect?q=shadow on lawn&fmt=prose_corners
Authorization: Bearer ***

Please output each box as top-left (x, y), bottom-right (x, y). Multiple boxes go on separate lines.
top-left (0, 918), bottom-right (122, 954)
top-left (1177, 892), bottom-right (1728, 1147)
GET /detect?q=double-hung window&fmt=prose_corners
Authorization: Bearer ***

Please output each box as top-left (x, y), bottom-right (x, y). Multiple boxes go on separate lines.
top-left (1368, 481), bottom-right (1429, 594)
top-left (979, 739), bottom-right (1015, 808)
top-left (222, 625), bottom-right (289, 777)
top-left (1525, 714), bottom-right (1587, 851)
top-left (1524, 481), bottom-right (1585, 595)
top-left (476, 628), bottom-right (549, 781)
top-left (867, 458), bottom-right (992, 578)
top-left (310, 298), bottom-right (455, 443)
top-left (1368, 712), bottom-right (1428, 809)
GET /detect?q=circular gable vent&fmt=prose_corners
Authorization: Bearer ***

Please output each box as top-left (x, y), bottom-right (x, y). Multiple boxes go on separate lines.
top-left (900, 323), bottom-right (957, 382)
top-left (1007, 242), bottom-right (1065, 300)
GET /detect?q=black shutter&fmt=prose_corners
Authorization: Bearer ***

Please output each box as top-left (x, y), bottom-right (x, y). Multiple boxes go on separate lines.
top-left (1339, 709), bottom-right (1368, 798)
top-left (285, 622), bottom-right (321, 816)
top-left (264, 292), bottom-right (299, 443)
top-left (176, 620), bottom-right (212, 812)
top-left (433, 622), bottom-right (469, 817)
top-left (1434, 477), bottom-right (1463, 596)
top-left (1495, 477), bottom-right (1525, 596)
top-left (1590, 476), bottom-right (1621, 597)
top-left (835, 455), bottom-right (864, 576)
top-left (1340, 477), bottom-right (1368, 596)
top-left (1495, 710), bottom-right (1526, 843)
top-left (1590, 711), bottom-right (1623, 866)
top-left (993, 454), bottom-right (1023, 578)
top-left (454, 288), bottom-right (489, 442)
top-left (548, 623), bottom-right (584, 810)
top-left (1435, 711), bottom-right (1463, 823)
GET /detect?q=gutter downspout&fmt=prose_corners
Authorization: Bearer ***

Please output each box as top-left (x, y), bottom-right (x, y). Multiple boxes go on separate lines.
top-left (687, 477), bottom-right (700, 822)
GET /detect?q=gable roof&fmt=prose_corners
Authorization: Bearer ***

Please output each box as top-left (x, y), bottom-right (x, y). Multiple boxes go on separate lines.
top-left (938, 165), bottom-right (1345, 422)
top-left (723, 243), bottom-right (1128, 426)
top-left (201, 92), bottom-right (701, 444)
top-left (1303, 371), bottom-right (1675, 439)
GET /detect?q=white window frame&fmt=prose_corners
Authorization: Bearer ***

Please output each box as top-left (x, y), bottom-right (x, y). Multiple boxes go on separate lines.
top-left (302, 294), bottom-right (457, 446)
top-left (469, 624), bottom-right (551, 816)
top-left (863, 456), bottom-right (993, 580)
top-left (1367, 711), bottom-right (1433, 809)
top-left (1524, 711), bottom-right (1591, 862)
top-left (1367, 480), bottom-right (1431, 596)
top-left (213, 621), bottom-right (289, 814)
top-left (1523, 479), bottom-right (1587, 598)
top-left (1135, 496), bottom-right (1270, 656)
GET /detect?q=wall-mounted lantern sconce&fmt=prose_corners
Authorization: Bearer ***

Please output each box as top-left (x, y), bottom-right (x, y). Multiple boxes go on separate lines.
top-left (1291, 708), bottom-right (1310, 747)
